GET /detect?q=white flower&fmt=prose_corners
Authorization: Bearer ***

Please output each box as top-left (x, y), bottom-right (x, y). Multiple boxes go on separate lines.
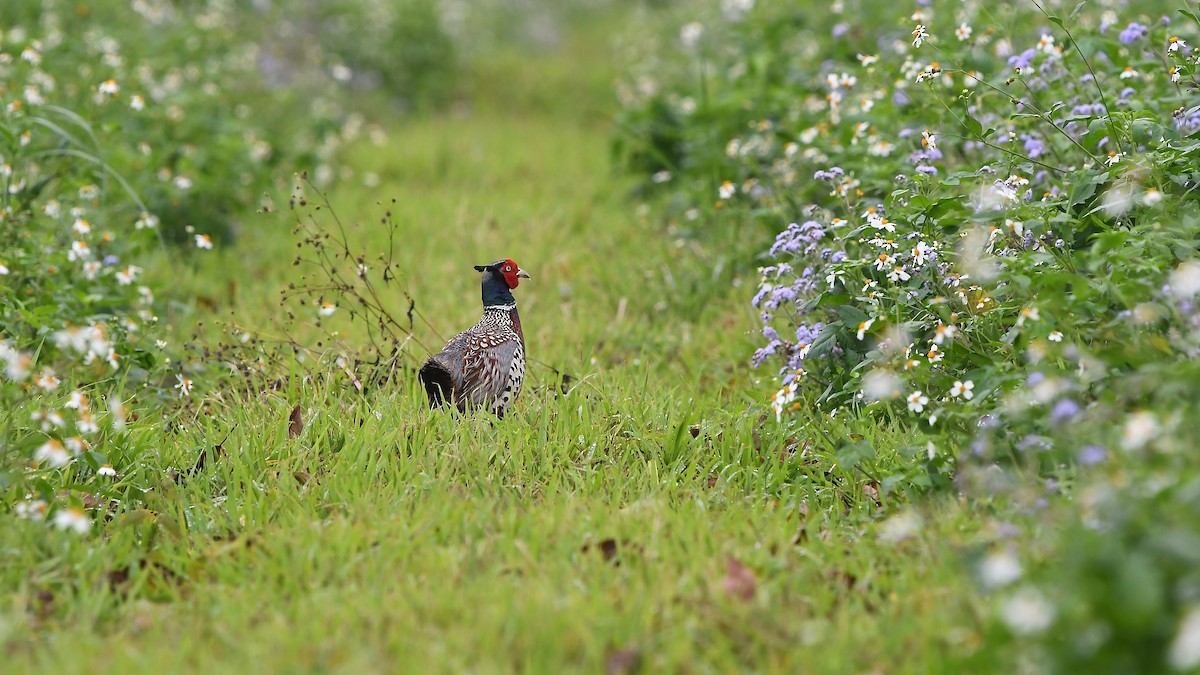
top-left (175, 374), bottom-right (194, 397)
top-left (933, 323), bottom-right (958, 344)
top-left (97, 464), bottom-right (117, 477)
top-left (1169, 36), bottom-right (1189, 53)
top-left (926, 344), bottom-right (944, 363)
top-left (912, 24), bottom-right (929, 48)
top-left (318, 302), bottom-right (337, 317)
top-left (34, 439), bottom-right (71, 467)
top-left (34, 370), bottom-right (60, 392)
top-left (1106, 151), bottom-right (1124, 165)
top-left (856, 317), bottom-right (876, 340)
top-left (907, 390), bottom-right (929, 413)
top-left (1047, 331), bottom-right (1063, 342)
top-left (53, 507), bottom-right (91, 534)
top-left (69, 240), bottom-right (91, 261)
top-left (949, 380), bottom-right (975, 400)
top-left (135, 212), bottom-right (159, 229)
top-left (115, 266), bottom-right (140, 285)
top-left (921, 130), bottom-right (936, 149)
top-left (194, 234), bottom-right (213, 249)
top-left (1121, 411), bottom-right (1159, 450)
top-left (1171, 66), bottom-right (1183, 83)
top-left (65, 390), bottom-right (88, 410)
top-left (718, 180), bottom-right (736, 200)
top-left (98, 79), bottom-right (120, 96)
top-left (887, 266), bottom-right (911, 283)
top-left (862, 369), bottom-right (901, 401)
top-left (679, 22), bottom-right (704, 49)
top-left (0, 262), bottom-right (8, 275)
top-left (1037, 34), bottom-right (1056, 55)
top-left (130, 95), bottom-right (146, 111)
top-left (1169, 261), bottom-right (1200, 299)
top-left (173, 176), bottom-right (193, 190)
top-left (72, 218), bottom-right (92, 235)
top-left (879, 511), bottom-right (922, 543)
top-left (1016, 307), bottom-right (1040, 326)
top-left (1169, 606), bottom-right (1200, 670)
top-left (956, 23), bottom-right (973, 41)
top-left (15, 499), bottom-right (48, 520)
top-left (1000, 588), bottom-right (1055, 635)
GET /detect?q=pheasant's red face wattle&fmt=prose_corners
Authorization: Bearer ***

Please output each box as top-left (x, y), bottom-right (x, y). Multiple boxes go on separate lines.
top-left (500, 258), bottom-right (523, 288)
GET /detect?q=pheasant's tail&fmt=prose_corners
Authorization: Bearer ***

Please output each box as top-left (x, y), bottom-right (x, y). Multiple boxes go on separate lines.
top-left (418, 359), bottom-right (456, 409)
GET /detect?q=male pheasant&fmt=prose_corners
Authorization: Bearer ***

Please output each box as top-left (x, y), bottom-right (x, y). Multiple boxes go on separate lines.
top-left (418, 258), bottom-right (530, 418)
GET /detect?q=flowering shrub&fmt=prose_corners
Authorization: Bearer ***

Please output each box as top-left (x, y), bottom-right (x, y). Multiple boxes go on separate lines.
top-left (0, 2), bottom-right (397, 244)
top-left (619, 0), bottom-right (1200, 667)
top-left (0, 100), bottom-right (176, 534)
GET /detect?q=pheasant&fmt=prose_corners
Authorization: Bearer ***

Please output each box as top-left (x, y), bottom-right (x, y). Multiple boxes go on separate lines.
top-left (418, 258), bottom-right (530, 418)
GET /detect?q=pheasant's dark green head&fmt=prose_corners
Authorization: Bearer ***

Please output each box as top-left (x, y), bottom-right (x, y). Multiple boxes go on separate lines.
top-left (475, 258), bottom-right (530, 307)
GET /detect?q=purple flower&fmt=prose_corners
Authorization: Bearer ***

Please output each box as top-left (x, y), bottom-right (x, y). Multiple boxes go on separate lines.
top-left (1008, 48), bottom-right (1037, 70)
top-left (1050, 398), bottom-right (1081, 422)
top-left (1118, 22), bottom-right (1148, 44)
top-left (916, 165), bottom-right (938, 176)
top-left (1077, 444), bottom-right (1107, 466)
top-left (102, 254), bottom-right (120, 266)
top-left (795, 322), bottom-right (823, 344)
top-left (813, 167), bottom-right (845, 182)
top-left (1021, 134), bottom-right (1045, 159)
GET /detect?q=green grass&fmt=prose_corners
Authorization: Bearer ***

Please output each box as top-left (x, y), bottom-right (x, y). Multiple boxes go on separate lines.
top-left (1, 7), bottom-right (1013, 673)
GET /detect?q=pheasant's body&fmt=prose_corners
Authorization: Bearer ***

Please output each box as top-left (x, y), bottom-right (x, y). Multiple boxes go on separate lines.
top-left (419, 259), bottom-right (530, 418)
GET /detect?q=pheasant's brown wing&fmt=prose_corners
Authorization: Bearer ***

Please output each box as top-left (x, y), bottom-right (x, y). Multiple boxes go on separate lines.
top-left (459, 335), bottom-right (521, 411)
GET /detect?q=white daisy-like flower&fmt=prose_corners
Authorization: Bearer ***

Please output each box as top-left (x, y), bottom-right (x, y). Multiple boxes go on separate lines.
top-left (53, 507), bottom-right (92, 534)
top-left (97, 464), bottom-right (117, 477)
top-left (98, 79), bottom-right (120, 96)
top-left (194, 234), bottom-right (213, 249)
top-left (34, 439), bottom-right (71, 468)
top-left (956, 23), bottom-right (973, 41)
top-left (949, 380), bottom-right (975, 400)
top-left (1047, 331), bottom-right (1063, 342)
top-left (175, 374), bottom-right (194, 397)
top-left (1001, 588), bottom-right (1055, 635)
top-left (1016, 307), bottom-right (1040, 326)
top-left (911, 24), bottom-right (929, 48)
top-left (907, 390), bottom-right (929, 413)
top-left (115, 265), bottom-right (140, 285)
top-left (15, 498), bottom-right (48, 520)
top-left (318, 302), bottom-right (338, 317)
top-left (856, 317), bottom-right (876, 340)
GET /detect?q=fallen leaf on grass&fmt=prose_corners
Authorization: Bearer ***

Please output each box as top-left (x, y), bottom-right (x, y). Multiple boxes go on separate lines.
top-left (288, 404), bottom-right (303, 438)
top-left (581, 538), bottom-right (642, 565)
top-left (722, 555), bottom-right (757, 602)
top-left (605, 645), bottom-right (642, 675)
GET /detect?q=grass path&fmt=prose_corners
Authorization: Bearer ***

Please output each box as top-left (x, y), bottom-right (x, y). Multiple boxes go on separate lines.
top-left (5, 11), bottom-right (1005, 674)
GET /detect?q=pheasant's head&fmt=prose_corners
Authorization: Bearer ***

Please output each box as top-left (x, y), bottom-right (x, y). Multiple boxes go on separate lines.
top-left (475, 259), bottom-right (530, 307)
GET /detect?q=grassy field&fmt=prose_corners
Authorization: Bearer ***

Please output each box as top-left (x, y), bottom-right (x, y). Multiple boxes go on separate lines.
top-left (1, 6), bottom-right (1043, 674)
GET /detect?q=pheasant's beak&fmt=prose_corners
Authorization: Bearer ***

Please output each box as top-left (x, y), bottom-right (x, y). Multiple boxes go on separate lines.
top-left (517, 268), bottom-right (531, 279)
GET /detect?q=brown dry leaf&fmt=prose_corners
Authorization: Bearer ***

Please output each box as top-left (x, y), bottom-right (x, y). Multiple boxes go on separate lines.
top-left (293, 471), bottom-right (312, 485)
top-left (722, 555), bottom-right (757, 603)
top-left (582, 538), bottom-right (620, 563)
top-left (288, 404), bottom-right (303, 438)
top-left (605, 645), bottom-right (642, 675)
